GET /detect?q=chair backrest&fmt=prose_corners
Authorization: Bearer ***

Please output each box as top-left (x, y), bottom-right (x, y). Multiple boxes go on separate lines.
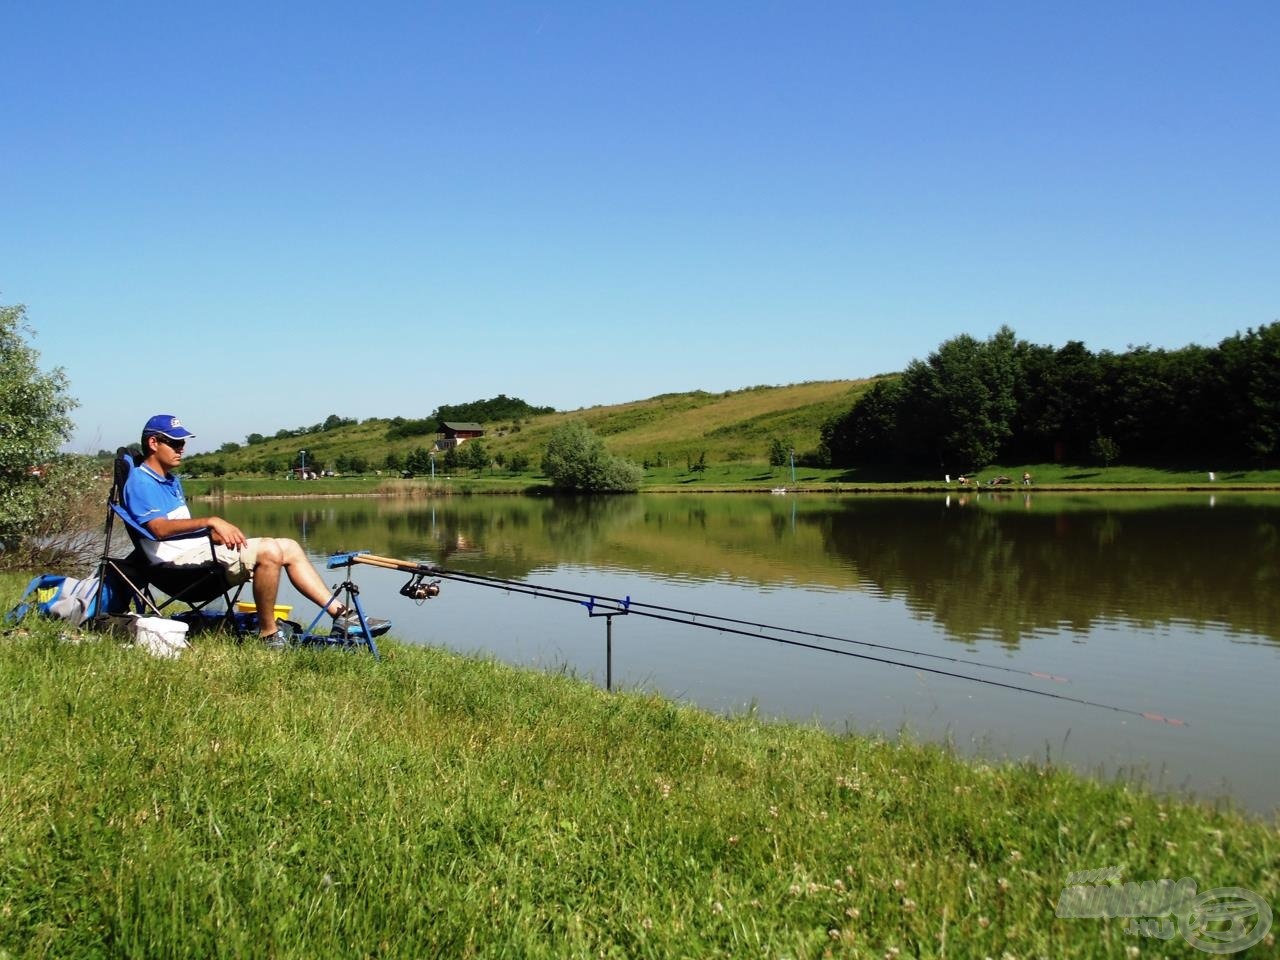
top-left (109, 447), bottom-right (149, 552)
top-left (110, 446), bottom-right (137, 502)
top-left (109, 447), bottom-right (211, 555)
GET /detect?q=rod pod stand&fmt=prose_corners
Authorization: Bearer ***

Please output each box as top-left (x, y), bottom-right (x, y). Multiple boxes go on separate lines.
top-left (581, 595), bottom-right (631, 691)
top-left (296, 552), bottom-right (384, 657)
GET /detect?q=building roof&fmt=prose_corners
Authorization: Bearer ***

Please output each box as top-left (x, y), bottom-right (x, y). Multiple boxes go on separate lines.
top-left (438, 421), bottom-right (485, 432)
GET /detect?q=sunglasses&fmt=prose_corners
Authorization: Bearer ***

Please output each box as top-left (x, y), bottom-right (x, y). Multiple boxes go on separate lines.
top-left (156, 436), bottom-right (187, 451)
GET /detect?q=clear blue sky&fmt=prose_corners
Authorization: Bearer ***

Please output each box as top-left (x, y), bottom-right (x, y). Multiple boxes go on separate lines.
top-left (3, 2), bottom-right (1277, 453)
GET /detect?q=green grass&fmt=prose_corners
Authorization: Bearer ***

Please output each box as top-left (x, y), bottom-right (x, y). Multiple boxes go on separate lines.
top-left (2, 595), bottom-right (1276, 958)
top-left (181, 461), bottom-right (1280, 500)
top-left (185, 474), bottom-right (537, 499)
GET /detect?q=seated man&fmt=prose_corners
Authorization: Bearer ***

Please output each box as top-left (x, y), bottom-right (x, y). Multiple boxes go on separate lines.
top-left (123, 414), bottom-right (386, 648)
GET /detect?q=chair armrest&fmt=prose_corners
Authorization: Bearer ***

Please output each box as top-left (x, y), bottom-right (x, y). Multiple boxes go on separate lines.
top-left (110, 503), bottom-right (216, 546)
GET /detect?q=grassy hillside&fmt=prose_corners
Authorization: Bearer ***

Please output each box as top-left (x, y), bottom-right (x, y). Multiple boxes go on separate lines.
top-left (183, 380), bottom-right (872, 477)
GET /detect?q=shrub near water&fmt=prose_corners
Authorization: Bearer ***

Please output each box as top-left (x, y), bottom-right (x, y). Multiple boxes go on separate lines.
top-left (1, 616), bottom-right (1276, 958)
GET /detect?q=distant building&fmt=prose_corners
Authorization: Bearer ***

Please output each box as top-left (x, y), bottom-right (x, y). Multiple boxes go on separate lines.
top-left (436, 421), bottom-right (484, 449)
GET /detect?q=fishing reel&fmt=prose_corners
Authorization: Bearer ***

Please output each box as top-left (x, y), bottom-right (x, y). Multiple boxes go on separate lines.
top-left (399, 572), bottom-right (442, 602)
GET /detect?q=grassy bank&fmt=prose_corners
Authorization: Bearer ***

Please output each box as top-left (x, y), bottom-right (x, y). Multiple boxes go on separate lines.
top-left (2, 609), bottom-right (1275, 958)
top-left (181, 461), bottom-right (1280, 500)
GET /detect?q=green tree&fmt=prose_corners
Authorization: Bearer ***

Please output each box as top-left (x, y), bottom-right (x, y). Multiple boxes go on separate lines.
top-left (1217, 323), bottom-right (1280, 465)
top-left (1, 304), bottom-right (87, 564)
top-left (435, 394), bottom-right (555, 424)
top-left (767, 437), bottom-right (791, 469)
top-left (1090, 435), bottom-right (1120, 468)
top-left (897, 326), bottom-right (1019, 470)
top-left (1096, 346), bottom-right (1197, 463)
top-left (540, 421), bottom-right (642, 492)
top-left (1011, 340), bottom-right (1101, 462)
top-left (406, 447), bottom-right (433, 474)
top-left (821, 378), bottom-right (904, 468)
top-left (464, 440), bottom-right (490, 474)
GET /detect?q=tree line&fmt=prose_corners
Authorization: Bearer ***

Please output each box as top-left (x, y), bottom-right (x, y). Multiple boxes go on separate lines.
top-left (821, 323), bottom-right (1280, 472)
top-left (384, 395), bottom-right (552, 443)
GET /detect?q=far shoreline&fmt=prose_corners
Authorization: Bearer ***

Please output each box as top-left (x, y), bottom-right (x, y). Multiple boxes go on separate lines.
top-left (191, 481), bottom-right (1280, 501)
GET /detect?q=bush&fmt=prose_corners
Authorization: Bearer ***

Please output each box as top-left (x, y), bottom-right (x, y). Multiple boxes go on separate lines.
top-left (0, 303), bottom-right (88, 569)
top-left (540, 422), bottom-right (642, 492)
top-left (385, 418), bottom-right (436, 442)
top-left (3, 456), bottom-right (102, 571)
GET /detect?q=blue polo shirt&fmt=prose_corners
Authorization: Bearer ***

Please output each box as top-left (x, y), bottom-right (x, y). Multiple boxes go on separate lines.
top-left (122, 463), bottom-right (194, 563)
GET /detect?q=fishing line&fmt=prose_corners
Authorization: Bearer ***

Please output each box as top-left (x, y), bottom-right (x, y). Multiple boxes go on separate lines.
top-left (344, 553), bottom-right (1185, 725)
top-left (393, 562), bottom-right (1065, 683)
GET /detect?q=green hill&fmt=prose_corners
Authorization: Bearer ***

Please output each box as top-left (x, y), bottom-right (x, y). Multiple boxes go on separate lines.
top-left (183, 380), bottom-right (874, 477)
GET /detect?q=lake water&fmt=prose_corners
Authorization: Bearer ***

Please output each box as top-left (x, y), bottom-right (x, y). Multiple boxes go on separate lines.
top-left (218, 491), bottom-right (1280, 815)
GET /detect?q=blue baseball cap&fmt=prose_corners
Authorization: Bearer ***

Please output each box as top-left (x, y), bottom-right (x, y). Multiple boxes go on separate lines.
top-left (142, 414), bottom-right (196, 440)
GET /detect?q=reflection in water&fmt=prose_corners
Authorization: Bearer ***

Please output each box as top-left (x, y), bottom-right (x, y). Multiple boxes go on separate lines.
top-left (812, 496), bottom-right (1280, 647)
top-left (216, 492), bottom-right (1280, 812)
top-left (225, 493), bottom-right (1280, 646)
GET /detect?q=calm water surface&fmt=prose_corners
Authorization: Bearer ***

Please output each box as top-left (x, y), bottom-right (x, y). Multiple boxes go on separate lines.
top-left (219, 491), bottom-right (1280, 814)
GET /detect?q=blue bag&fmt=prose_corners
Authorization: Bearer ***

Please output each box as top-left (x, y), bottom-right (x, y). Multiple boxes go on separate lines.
top-left (4, 573), bottom-right (118, 626)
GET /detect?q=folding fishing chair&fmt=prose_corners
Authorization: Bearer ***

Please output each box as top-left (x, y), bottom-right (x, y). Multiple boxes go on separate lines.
top-left (91, 447), bottom-right (247, 629)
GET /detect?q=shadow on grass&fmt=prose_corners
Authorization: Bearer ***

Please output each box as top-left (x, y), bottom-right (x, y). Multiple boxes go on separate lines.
top-left (827, 466), bottom-right (921, 483)
top-left (1063, 472), bottom-right (1102, 480)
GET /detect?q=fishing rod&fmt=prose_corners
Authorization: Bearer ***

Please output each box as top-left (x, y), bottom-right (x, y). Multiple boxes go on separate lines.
top-left (479, 569), bottom-right (1067, 684)
top-left (339, 553), bottom-right (1186, 726)
top-left (353, 554), bottom-right (1064, 683)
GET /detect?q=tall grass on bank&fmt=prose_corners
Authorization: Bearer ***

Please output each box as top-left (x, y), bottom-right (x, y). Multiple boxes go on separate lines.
top-left (1, 616), bottom-right (1275, 958)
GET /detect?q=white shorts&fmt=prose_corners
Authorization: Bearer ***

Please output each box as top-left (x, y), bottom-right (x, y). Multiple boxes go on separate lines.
top-left (166, 538), bottom-right (264, 585)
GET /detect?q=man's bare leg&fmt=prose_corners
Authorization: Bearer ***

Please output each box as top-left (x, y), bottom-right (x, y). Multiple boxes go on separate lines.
top-left (250, 539), bottom-right (285, 637)
top-left (274, 538), bottom-right (345, 616)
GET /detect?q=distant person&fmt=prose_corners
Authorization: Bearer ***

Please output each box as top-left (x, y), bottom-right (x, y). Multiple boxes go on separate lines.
top-left (1022, 472), bottom-right (1032, 486)
top-left (122, 414), bottom-right (388, 649)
